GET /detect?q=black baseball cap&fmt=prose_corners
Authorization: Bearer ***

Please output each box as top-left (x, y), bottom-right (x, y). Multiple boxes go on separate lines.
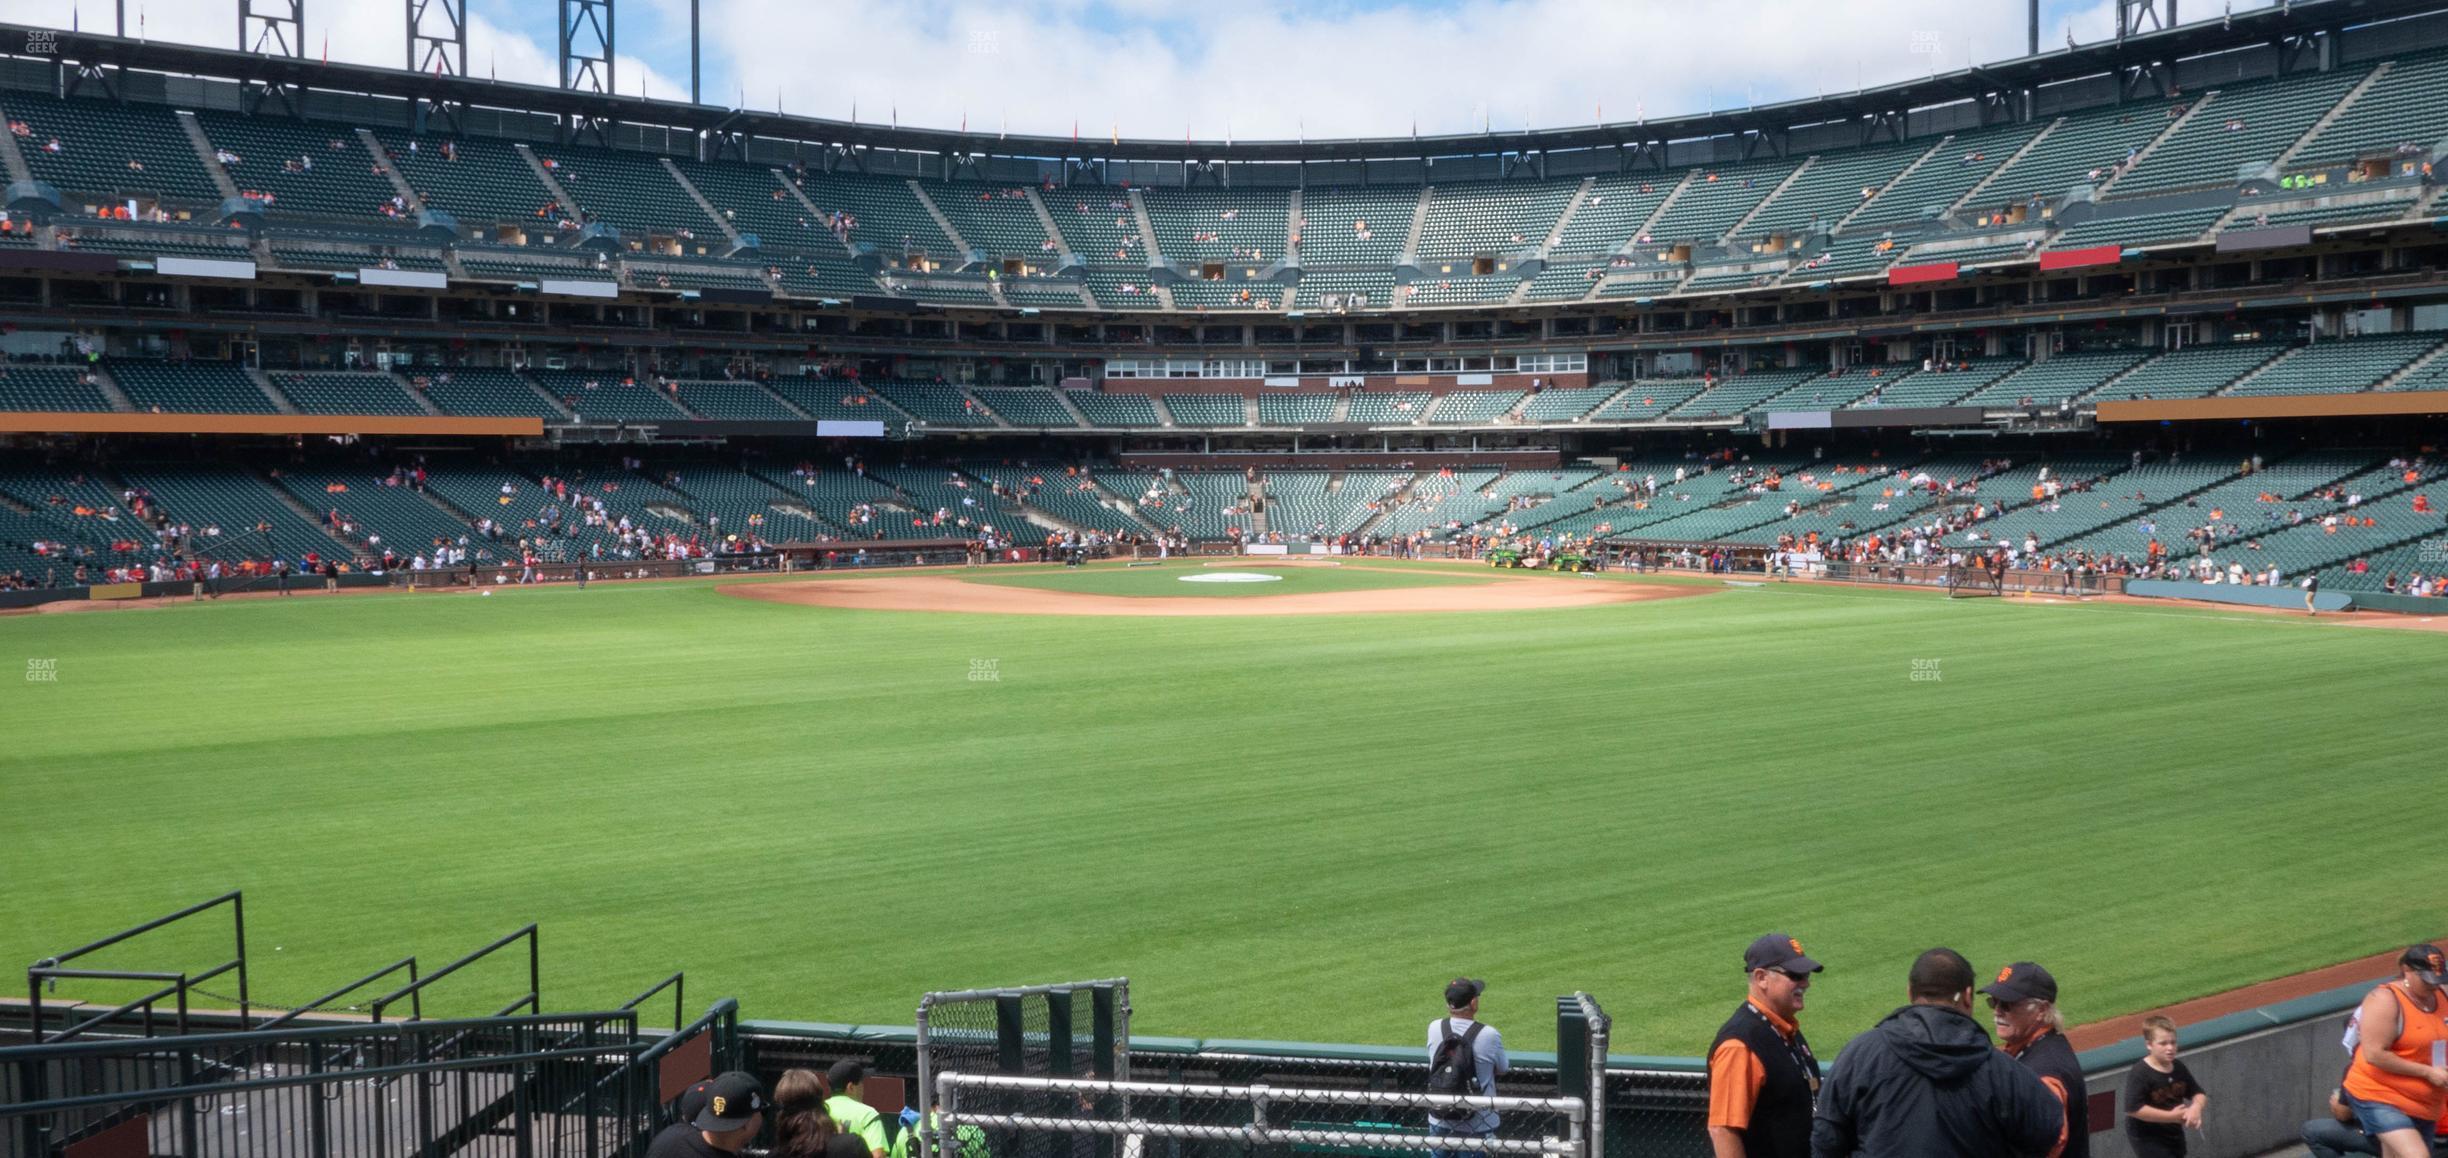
top-left (693, 1071), bottom-right (768, 1132)
top-left (1743, 933), bottom-right (1823, 976)
top-left (2403, 945), bottom-right (2446, 986)
top-left (677, 1077), bottom-right (714, 1126)
top-left (1445, 978), bottom-right (1486, 1007)
top-left (1981, 962), bottom-right (2059, 1005)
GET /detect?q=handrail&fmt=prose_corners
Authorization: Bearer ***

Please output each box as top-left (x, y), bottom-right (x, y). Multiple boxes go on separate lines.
top-left (368, 923), bottom-right (538, 1022)
top-left (0, 1036), bottom-right (646, 1119)
top-left (258, 956), bottom-right (418, 1028)
top-left (0, 1009), bottom-right (634, 1062)
top-left (26, 892), bottom-right (248, 1041)
top-left (621, 972), bottom-right (685, 1032)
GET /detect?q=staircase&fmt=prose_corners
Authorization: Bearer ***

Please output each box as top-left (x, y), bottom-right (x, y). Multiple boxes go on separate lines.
top-left (1126, 189), bottom-right (1164, 262)
top-left (1242, 395), bottom-right (1260, 425)
top-left (88, 364), bottom-right (136, 412)
top-left (1023, 188), bottom-right (1076, 264)
top-left (1049, 389), bottom-right (1092, 427)
top-left (1247, 476), bottom-right (1270, 537)
top-left (752, 381), bottom-right (815, 419)
top-left (0, 104), bottom-right (31, 185)
top-left (907, 181), bottom-right (973, 257)
top-left (253, 470), bottom-right (358, 554)
top-left (2072, 354), bottom-right (2161, 406)
top-left (1329, 394), bottom-right (1352, 422)
top-left (1834, 136), bottom-right (1949, 232)
top-left (2376, 339), bottom-right (2448, 391)
top-left (1949, 119), bottom-right (2062, 215)
top-left (1722, 158), bottom-right (1817, 242)
top-left (174, 112), bottom-right (243, 200)
top-left (515, 144), bottom-right (587, 223)
top-left (385, 369), bottom-right (444, 415)
top-left (2095, 95), bottom-right (2217, 198)
top-left (2215, 347), bottom-right (2301, 395)
top-left (1285, 188), bottom-right (1303, 259)
top-left (2274, 62), bottom-right (2393, 170)
top-left (356, 129), bottom-right (423, 211)
top-left (1149, 394), bottom-right (1179, 426)
top-left (660, 157), bottom-right (743, 247)
top-left (515, 371), bottom-right (579, 422)
top-left (245, 367), bottom-right (301, 414)
top-left (1536, 178), bottom-right (1597, 258)
top-left (1398, 186), bottom-right (1435, 263)
top-left (1622, 171), bottom-right (1697, 252)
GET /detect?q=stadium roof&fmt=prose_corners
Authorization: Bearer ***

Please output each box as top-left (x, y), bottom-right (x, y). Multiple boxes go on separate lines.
top-left (0, 0), bottom-right (2439, 165)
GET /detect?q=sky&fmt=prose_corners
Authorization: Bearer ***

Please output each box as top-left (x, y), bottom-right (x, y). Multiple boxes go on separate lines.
top-left (7, 0), bottom-right (2292, 141)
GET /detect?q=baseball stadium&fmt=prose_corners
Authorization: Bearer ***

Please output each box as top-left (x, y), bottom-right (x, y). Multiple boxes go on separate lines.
top-left (2, 1), bottom-right (2446, 1156)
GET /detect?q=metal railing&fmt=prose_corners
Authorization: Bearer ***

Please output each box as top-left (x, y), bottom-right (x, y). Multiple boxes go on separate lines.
top-left (25, 893), bottom-right (249, 1045)
top-left (935, 1072), bottom-right (1585, 1158)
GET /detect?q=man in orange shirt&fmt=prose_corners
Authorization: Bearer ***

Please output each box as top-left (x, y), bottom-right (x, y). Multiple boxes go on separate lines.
top-left (1708, 934), bottom-right (1823, 1158)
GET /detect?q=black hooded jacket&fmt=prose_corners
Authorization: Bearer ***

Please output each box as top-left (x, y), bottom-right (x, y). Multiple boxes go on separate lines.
top-left (1810, 1003), bottom-right (2062, 1158)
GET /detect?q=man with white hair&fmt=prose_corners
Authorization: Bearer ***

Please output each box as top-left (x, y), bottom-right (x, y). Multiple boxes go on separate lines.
top-left (1986, 963), bottom-right (2086, 1158)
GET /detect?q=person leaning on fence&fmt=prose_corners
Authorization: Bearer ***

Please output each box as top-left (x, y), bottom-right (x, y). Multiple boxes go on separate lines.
top-left (774, 1068), bottom-right (874, 1158)
top-left (1708, 934), bottom-right (1824, 1158)
top-left (1986, 962), bottom-right (2087, 1158)
top-left (825, 1061), bottom-right (893, 1158)
top-left (1425, 977), bottom-right (1510, 1158)
top-left (2338, 945), bottom-right (2448, 1158)
top-left (1809, 948), bottom-right (2059, 1158)
top-left (647, 1070), bottom-right (768, 1158)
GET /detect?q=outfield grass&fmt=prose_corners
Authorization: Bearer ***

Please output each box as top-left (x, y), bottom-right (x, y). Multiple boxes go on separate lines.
top-left (959, 561), bottom-right (1501, 597)
top-left (2, 567), bottom-right (2441, 1053)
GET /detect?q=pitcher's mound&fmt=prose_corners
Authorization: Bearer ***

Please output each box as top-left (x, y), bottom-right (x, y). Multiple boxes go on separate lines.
top-left (724, 571), bottom-right (1711, 617)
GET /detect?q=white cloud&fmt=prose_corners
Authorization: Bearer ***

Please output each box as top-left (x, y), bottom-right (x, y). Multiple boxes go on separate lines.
top-left (11, 0), bottom-right (2282, 140)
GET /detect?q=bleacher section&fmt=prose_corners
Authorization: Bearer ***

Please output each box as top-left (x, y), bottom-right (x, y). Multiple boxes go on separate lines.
top-left (2046, 205), bottom-right (2227, 250)
top-left (1143, 188), bottom-right (1290, 264)
top-left (2291, 50), bottom-right (2448, 166)
top-left (1984, 99), bottom-right (2182, 204)
top-left (535, 145), bottom-right (718, 243)
top-left (931, 184), bottom-right (1061, 264)
top-left (1163, 394), bottom-right (1249, 426)
top-left (1849, 122), bottom-right (2048, 229)
top-left (676, 381), bottom-right (801, 420)
top-left (0, 91), bottom-right (224, 207)
top-left (673, 159), bottom-right (879, 296)
top-left (1069, 391), bottom-right (1161, 427)
top-left (2111, 68), bottom-right (2366, 196)
top-left (527, 369), bottom-right (692, 421)
top-left (407, 368), bottom-right (563, 419)
top-left (2091, 342), bottom-right (2288, 401)
top-left (1739, 144), bottom-right (1928, 240)
top-left (1516, 386), bottom-right (1616, 423)
top-left (268, 372), bottom-right (426, 416)
top-left (1424, 391), bottom-right (1525, 424)
top-left (1588, 380), bottom-right (1710, 422)
top-left (380, 135), bottom-right (553, 227)
top-left (1345, 392), bottom-right (1432, 424)
top-left (872, 382), bottom-right (996, 427)
top-left (0, 366), bottom-right (114, 412)
top-left (1667, 369), bottom-right (1827, 420)
top-left (1415, 183), bottom-right (1577, 259)
top-left (1549, 178), bottom-right (1677, 256)
top-left (660, 466), bottom-right (836, 542)
top-left (108, 361), bottom-right (276, 414)
top-left (2224, 332), bottom-right (2448, 395)
top-left (798, 172), bottom-right (962, 264)
top-left (972, 469), bottom-right (1148, 537)
top-left (1853, 358), bottom-right (2025, 409)
top-left (1644, 162), bottom-right (1799, 244)
top-left (973, 388), bottom-right (1079, 428)
top-left (193, 113), bottom-right (400, 221)
top-left (1257, 394), bottom-right (1338, 425)
top-left (1292, 187), bottom-right (1417, 263)
top-left (767, 378), bottom-right (893, 421)
top-left (1170, 472), bottom-right (1260, 540)
top-left (269, 468), bottom-right (476, 555)
top-left (119, 466), bottom-right (355, 561)
top-left (1961, 349), bottom-right (2152, 407)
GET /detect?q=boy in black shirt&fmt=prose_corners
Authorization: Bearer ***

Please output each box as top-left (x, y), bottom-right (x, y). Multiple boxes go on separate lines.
top-left (2124, 1017), bottom-right (2207, 1158)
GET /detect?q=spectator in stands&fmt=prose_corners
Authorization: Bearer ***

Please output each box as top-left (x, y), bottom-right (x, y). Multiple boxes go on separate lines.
top-left (2123, 1016), bottom-right (2207, 1158)
top-left (824, 1061), bottom-right (891, 1158)
top-left (1809, 948), bottom-right (2058, 1158)
top-left (1427, 978), bottom-right (1509, 1158)
top-left (773, 1070), bottom-right (870, 1158)
top-left (1987, 963), bottom-right (2084, 1158)
top-left (647, 1071), bottom-right (767, 1158)
top-left (1708, 934), bottom-right (1823, 1158)
top-left (2338, 945), bottom-right (2448, 1158)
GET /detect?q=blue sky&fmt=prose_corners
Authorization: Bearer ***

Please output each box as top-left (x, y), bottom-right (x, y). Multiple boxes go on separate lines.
top-left (17, 0), bottom-right (2272, 138)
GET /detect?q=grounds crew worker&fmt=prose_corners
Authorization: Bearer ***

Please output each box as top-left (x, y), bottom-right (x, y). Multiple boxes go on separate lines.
top-left (826, 1061), bottom-right (891, 1158)
top-left (1986, 962), bottom-right (2087, 1158)
top-left (1709, 934), bottom-right (1824, 1158)
top-left (1809, 948), bottom-right (2058, 1158)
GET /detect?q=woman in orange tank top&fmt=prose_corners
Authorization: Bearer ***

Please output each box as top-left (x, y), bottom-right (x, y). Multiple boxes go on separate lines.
top-left (2342, 944), bottom-right (2448, 1158)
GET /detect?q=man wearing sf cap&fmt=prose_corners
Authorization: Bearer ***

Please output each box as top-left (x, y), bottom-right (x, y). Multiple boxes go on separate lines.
top-left (1426, 978), bottom-right (1511, 1158)
top-left (2341, 945), bottom-right (2448, 1158)
top-left (1709, 934), bottom-right (1824, 1158)
top-left (647, 1071), bottom-right (767, 1158)
top-left (1986, 963), bottom-right (2086, 1158)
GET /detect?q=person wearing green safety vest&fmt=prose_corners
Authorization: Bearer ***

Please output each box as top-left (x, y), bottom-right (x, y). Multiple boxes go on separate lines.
top-left (825, 1061), bottom-right (891, 1158)
top-left (890, 1102), bottom-right (988, 1158)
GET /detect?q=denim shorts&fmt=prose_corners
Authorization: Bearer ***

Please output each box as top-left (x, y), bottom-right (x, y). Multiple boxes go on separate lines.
top-left (2344, 1090), bottom-right (2437, 1139)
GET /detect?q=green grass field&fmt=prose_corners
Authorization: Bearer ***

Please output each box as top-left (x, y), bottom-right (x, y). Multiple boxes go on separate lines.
top-left (959, 561), bottom-right (1501, 597)
top-left (3, 564), bottom-right (2441, 1053)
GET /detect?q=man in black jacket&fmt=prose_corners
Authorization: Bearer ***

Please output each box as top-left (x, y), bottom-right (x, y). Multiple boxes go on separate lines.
top-left (1810, 948), bottom-right (2060, 1158)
